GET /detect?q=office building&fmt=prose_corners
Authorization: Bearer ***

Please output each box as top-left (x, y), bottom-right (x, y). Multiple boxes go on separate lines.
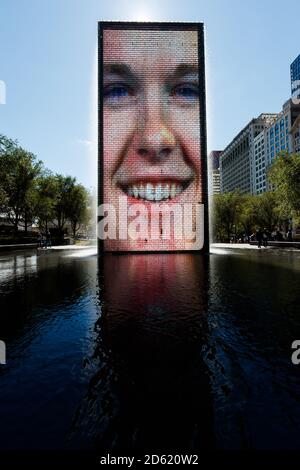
top-left (209, 150), bottom-right (222, 194)
top-left (290, 114), bottom-right (300, 153)
top-left (220, 56), bottom-right (300, 195)
top-left (263, 99), bottom-right (300, 187)
top-left (253, 100), bottom-right (293, 193)
top-left (253, 129), bottom-right (267, 194)
top-left (220, 114), bottom-right (277, 194)
top-left (220, 99), bottom-right (300, 195)
top-left (291, 54), bottom-right (300, 102)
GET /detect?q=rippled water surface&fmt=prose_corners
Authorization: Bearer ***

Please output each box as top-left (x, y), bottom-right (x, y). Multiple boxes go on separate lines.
top-left (1, 248), bottom-right (300, 453)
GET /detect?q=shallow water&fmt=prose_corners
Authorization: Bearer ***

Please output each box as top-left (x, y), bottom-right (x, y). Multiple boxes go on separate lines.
top-left (0, 248), bottom-right (300, 452)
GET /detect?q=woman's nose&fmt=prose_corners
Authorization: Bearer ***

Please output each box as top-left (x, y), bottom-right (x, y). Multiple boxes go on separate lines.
top-left (133, 100), bottom-right (176, 162)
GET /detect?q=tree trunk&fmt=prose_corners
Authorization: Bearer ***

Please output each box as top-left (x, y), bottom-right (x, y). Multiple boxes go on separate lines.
top-left (72, 221), bottom-right (77, 239)
top-left (227, 227), bottom-right (231, 242)
top-left (24, 210), bottom-right (28, 234)
top-left (14, 213), bottom-right (19, 234)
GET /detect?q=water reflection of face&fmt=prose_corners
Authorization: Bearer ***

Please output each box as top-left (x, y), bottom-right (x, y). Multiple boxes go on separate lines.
top-left (96, 254), bottom-right (212, 451)
top-left (103, 29), bottom-right (201, 251)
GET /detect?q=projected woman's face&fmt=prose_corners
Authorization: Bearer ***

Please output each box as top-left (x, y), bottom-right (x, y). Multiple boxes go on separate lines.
top-left (103, 29), bottom-right (202, 251)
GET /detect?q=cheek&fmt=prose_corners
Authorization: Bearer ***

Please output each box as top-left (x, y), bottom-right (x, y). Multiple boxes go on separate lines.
top-left (170, 107), bottom-right (201, 173)
top-left (103, 108), bottom-right (136, 177)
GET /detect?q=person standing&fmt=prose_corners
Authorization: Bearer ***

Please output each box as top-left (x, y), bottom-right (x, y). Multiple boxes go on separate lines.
top-left (262, 228), bottom-right (268, 247)
top-left (256, 229), bottom-right (263, 248)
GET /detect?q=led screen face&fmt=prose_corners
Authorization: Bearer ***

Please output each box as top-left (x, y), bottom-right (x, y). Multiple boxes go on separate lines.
top-left (99, 23), bottom-right (207, 252)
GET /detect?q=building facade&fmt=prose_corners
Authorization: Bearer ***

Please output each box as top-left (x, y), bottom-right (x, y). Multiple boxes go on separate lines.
top-left (255, 100), bottom-right (294, 193)
top-left (264, 100), bottom-right (300, 186)
top-left (212, 170), bottom-right (221, 194)
top-left (219, 56), bottom-right (300, 196)
top-left (220, 114), bottom-right (277, 194)
top-left (291, 54), bottom-right (300, 102)
top-left (208, 150), bottom-right (222, 194)
top-left (253, 129), bottom-right (267, 194)
top-left (220, 101), bottom-right (300, 195)
top-left (290, 113), bottom-right (300, 153)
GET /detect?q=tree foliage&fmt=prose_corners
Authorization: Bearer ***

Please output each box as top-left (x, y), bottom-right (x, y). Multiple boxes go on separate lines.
top-left (68, 184), bottom-right (89, 238)
top-left (268, 151), bottom-right (300, 224)
top-left (254, 191), bottom-right (279, 232)
top-left (35, 173), bottom-right (58, 231)
top-left (213, 154), bottom-right (300, 242)
top-left (213, 191), bottom-right (243, 242)
top-left (213, 189), bottom-right (288, 242)
top-left (0, 145), bottom-right (43, 232)
top-left (0, 133), bottom-right (92, 238)
top-left (51, 175), bottom-right (76, 234)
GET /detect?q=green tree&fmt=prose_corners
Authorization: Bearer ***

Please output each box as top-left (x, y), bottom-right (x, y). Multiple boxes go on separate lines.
top-left (0, 134), bottom-right (92, 241)
top-left (268, 151), bottom-right (300, 225)
top-left (68, 184), bottom-right (89, 238)
top-left (0, 146), bottom-right (43, 233)
top-left (239, 194), bottom-right (258, 236)
top-left (0, 185), bottom-right (8, 211)
top-left (0, 134), bottom-right (17, 155)
top-left (35, 173), bottom-right (57, 231)
top-left (0, 134), bottom-right (16, 216)
top-left (213, 191), bottom-right (242, 242)
top-left (255, 191), bottom-right (280, 233)
top-left (51, 175), bottom-right (76, 235)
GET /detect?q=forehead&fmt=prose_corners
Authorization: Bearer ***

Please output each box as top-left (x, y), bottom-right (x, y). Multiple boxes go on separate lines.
top-left (103, 29), bottom-right (198, 66)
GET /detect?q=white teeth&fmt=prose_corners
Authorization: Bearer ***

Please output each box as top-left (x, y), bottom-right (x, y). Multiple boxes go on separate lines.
top-left (170, 183), bottom-right (176, 198)
top-left (133, 185), bottom-right (139, 198)
top-left (145, 183), bottom-right (154, 200)
top-left (125, 182), bottom-right (184, 201)
top-left (162, 183), bottom-right (170, 199)
top-left (155, 183), bottom-right (163, 201)
top-left (139, 184), bottom-right (145, 198)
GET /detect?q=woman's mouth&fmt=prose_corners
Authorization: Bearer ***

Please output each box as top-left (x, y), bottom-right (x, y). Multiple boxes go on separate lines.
top-left (119, 180), bottom-right (192, 202)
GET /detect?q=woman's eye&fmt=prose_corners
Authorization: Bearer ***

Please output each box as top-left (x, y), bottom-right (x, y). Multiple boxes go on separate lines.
top-left (103, 85), bottom-right (132, 103)
top-left (172, 84), bottom-right (199, 101)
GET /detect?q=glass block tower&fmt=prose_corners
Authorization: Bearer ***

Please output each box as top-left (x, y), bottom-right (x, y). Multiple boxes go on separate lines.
top-left (291, 54), bottom-right (300, 101)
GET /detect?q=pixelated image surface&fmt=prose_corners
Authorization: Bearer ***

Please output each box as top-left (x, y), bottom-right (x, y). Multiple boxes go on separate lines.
top-left (99, 23), bottom-right (207, 251)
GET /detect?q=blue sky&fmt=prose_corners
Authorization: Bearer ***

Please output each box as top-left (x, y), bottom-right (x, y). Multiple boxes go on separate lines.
top-left (0, 0), bottom-right (299, 188)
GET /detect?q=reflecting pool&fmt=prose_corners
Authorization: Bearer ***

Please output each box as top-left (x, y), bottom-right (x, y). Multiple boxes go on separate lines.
top-left (1, 248), bottom-right (300, 455)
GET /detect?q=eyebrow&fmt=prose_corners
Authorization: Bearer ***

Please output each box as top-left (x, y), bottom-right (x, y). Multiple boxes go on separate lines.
top-left (103, 63), bottom-right (199, 82)
top-left (171, 64), bottom-right (199, 79)
top-left (103, 63), bottom-right (137, 83)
